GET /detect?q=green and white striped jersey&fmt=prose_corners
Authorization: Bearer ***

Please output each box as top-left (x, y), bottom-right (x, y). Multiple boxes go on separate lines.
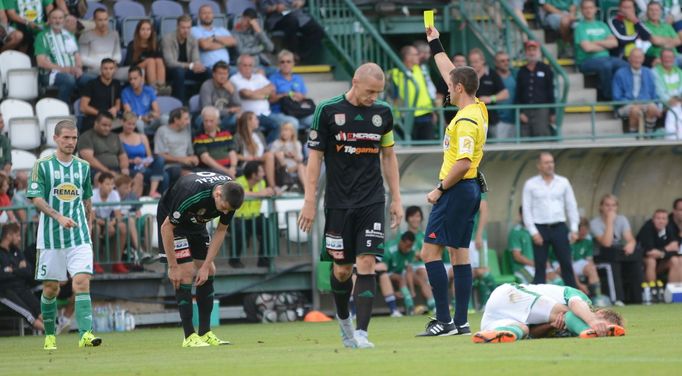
top-left (26, 154), bottom-right (93, 249)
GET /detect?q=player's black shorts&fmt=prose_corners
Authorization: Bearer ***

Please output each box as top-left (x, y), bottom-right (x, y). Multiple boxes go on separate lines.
top-left (157, 208), bottom-right (210, 264)
top-left (323, 202), bottom-right (385, 265)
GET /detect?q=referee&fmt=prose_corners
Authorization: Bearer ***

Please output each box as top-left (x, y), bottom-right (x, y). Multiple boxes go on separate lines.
top-left (416, 25), bottom-right (488, 337)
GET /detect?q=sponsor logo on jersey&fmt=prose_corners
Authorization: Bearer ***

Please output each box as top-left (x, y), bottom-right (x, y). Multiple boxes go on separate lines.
top-left (373, 222), bottom-right (382, 231)
top-left (173, 211), bottom-right (181, 219)
top-left (365, 229), bottom-right (384, 239)
top-left (459, 136), bottom-right (474, 154)
top-left (443, 134), bottom-right (450, 150)
top-left (334, 132), bottom-right (381, 142)
top-left (174, 237), bottom-right (189, 250)
top-left (52, 183), bottom-right (79, 202)
top-left (74, 173), bottom-right (80, 179)
top-left (334, 113), bottom-right (346, 126)
top-left (372, 114), bottom-right (382, 127)
top-left (31, 183), bottom-right (39, 190)
top-left (335, 144), bottom-right (380, 155)
top-left (325, 234), bottom-right (344, 250)
top-left (309, 130), bottom-right (318, 140)
top-left (54, 171), bottom-right (61, 179)
top-left (354, 114), bottom-right (364, 121)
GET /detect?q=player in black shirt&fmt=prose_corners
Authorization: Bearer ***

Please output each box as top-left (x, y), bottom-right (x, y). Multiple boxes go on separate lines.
top-left (298, 63), bottom-right (403, 349)
top-left (156, 171), bottom-right (244, 347)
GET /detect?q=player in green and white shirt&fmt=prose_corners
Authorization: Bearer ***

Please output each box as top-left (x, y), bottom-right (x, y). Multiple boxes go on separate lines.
top-left (379, 231), bottom-right (416, 315)
top-left (26, 120), bottom-right (101, 350)
top-left (403, 206), bottom-right (435, 313)
top-left (560, 218), bottom-right (604, 300)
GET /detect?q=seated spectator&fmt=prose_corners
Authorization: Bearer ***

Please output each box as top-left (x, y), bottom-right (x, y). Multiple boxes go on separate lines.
top-left (591, 194), bottom-right (638, 306)
top-left (403, 206), bottom-right (436, 313)
top-left (11, 171), bottom-right (37, 224)
top-left (78, 8), bottom-right (122, 80)
top-left (470, 48), bottom-right (508, 138)
top-left (644, 1), bottom-right (681, 64)
top-left (79, 58), bottom-right (121, 133)
top-left (613, 48), bottom-right (662, 133)
top-left (515, 41), bottom-right (555, 137)
top-left (77, 112), bottom-right (130, 178)
top-left (231, 161), bottom-right (275, 268)
top-left (125, 19), bottom-right (168, 93)
top-left (234, 111), bottom-right (277, 189)
top-left (233, 8), bottom-right (275, 67)
top-left (575, 0), bottom-right (629, 101)
top-left (154, 107), bottom-right (197, 187)
top-left (0, 223), bottom-right (44, 331)
top-left (270, 122), bottom-right (305, 190)
top-left (670, 198), bottom-right (682, 244)
top-left (119, 112), bottom-right (166, 198)
top-left (268, 49), bottom-right (315, 131)
top-left (89, 172), bottom-right (128, 274)
top-left (564, 218), bottom-right (605, 300)
top-left (55, 0), bottom-right (86, 18)
top-left (198, 60), bottom-right (241, 133)
top-left (608, 0), bottom-right (652, 60)
top-left (162, 15), bottom-right (208, 104)
top-left (493, 51), bottom-right (516, 140)
top-left (193, 106), bottom-right (238, 178)
top-left (5, 0), bottom-right (53, 44)
top-left (639, 209), bottom-right (682, 287)
top-left (0, 4), bottom-right (24, 52)
top-left (0, 113), bottom-right (11, 174)
top-left (121, 66), bottom-right (163, 136)
top-left (259, 0), bottom-right (323, 63)
top-left (192, 4), bottom-right (236, 69)
top-left (380, 231), bottom-right (416, 316)
top-left (0, 174), bottom-right (17, 223)
top-left (231, 54), bottom-right (280, 143)
top-left (538, 0), bottom-right (578, 55)
top-left (654, 49), bottom-right (682, 140)
top-left (35, 8), bottom-right (87, 103)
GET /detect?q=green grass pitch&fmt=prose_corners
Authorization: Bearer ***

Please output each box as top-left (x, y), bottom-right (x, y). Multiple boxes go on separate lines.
top-left (1, 304), bottom-right (680, 375)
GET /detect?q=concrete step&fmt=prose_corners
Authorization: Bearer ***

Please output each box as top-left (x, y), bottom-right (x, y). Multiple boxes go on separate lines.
top-left (306, 81), bottom-right (351, 103)
top-left (567, 72), bottom-right (585, 89)
top-left (566, 87), bottom-right (597, 103)
top-left (563, 112), bottom-right (623, 135)
top-left (543, 43), bottom-right (558, 59)
top-left (298, 72), bottom-right (335, 82)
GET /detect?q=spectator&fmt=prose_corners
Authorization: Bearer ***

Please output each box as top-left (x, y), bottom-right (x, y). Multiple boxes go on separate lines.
top-left (515, 41), bottom-right (555, 137)
top-left (78, 8), bottom-right (122, 79)
top-left (77, 112), bottom-right (129, 177)
top-left (193, 106), bottom-right (239, 178)
top-left (565, 217), bottom-right (605, 299)
top-left (538, 0), bottom-right (578, 55)
top-left (0, 223), bottom-right (44, 331)
top-left (613, 48), bottom-right (662, 133)
top-left (121, 66), bottom-right (163, 136)
top-left (55, 0), bottom-right (86, 18)
top-left (259, 0), bottom-right (323, 63)
top-left (469, 48), bottom-right (508, 139)
top-left (640, 208), bottom-right (682, 287)
top-left (119, 112), bottom-right (166, 198)
top-left (89, 172), bottom-right (129, 274)
top-left (270, 122), bottom-right (305, 190)
top-left (654, 48), bottom-right (682, 139)
top-left (493, 51), bottom-right (516, 140)
top-left (389, 45), bottom-right (436, 140)
top-left (5, 0), bottom-right (53, 42)
top-left (644, 1), bottom-right (681, 64)
top-left (413, 40), bottom-right (438, 102)
top-left (192, 4), bottom-right (236, 69)
top-left (608, 0), bottom-right (652, 60)
top-left (591, 193), bottom-right (638, 306)
top-left (35, 8), bottom-right (87, 103)
top-left (232, 8), bottom-right (275, 67)
top-left (231, 161), bottom-right (274, 268)
top-left (154, 107), bottom-right (197, 187)
top-left (268, 49), bottom-right (315, 131)
top-left (114, 174), bottom-right (152, 265)
top-left (436, 53), bottom-right (467, 124)
top-left (522, 151), bottom-right (579, 287)
top-left (404, 206), bottom-right (436, 314)
top-left (79, 58), bottom-right (121, 133)
top-left (234, 111), bottom-right (277, 189)
top-left (230, 54), bottom-right (280, 143)
top-left (0, 3), bottom-right (24, 52)
top-left (379, 230), bottom-right (416, 317)
top-left (670, 198), bottom-right (682, 244)
top-left (635, 0), bottom-right (680, 23)
top-left (198, 60), bottom-right (241, 133)
top-left (0, 174), bottom-right (17, 223)
top-left (162, 15), bottom-right (208, 104)
top-left (11, 171), bottom-right (37, 224)
top-left (0, 113), bottom-right (11, 174)
top-left (125, 19), bottom-right (168, 93)
top-left (575, 0), bottom-right (629, 101)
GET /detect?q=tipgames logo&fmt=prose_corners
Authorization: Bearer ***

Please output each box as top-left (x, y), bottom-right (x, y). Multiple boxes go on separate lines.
top-left (52, 183), bottom-right (79, 202)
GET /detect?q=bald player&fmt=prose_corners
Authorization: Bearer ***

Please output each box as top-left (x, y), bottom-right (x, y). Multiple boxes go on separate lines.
top-left (298, 63), bottom-right (403, 349)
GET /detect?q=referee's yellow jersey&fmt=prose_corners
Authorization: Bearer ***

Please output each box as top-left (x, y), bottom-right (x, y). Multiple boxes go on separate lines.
top-left (438, 99), bottom-right (488, 180)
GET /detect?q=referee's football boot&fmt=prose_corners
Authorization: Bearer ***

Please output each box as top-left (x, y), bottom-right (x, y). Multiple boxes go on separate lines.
top-left (454, 322), bottom-right (472, 335)
top-left (472, 330), bottom-right (518, 344)
top-left (336, 314), bottom-right (357, 348)
top-left (353, 330), bottom-right (375, 349)
top-left (182, 333), bottom-right (211, 348)
top-left (579, 324), bottom-right (626, 339)
top-left (416, 317), bottom-right (458, 337)
top-left (78, 331), bottom-right (102, 348)
top-left (44, 335), bottom-right (57, 350)
top-left (201, 331), bottom-right (231, 345)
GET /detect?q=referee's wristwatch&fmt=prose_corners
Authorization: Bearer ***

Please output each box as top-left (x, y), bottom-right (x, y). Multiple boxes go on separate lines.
top-left (437, 181), bottom-right (446, 192)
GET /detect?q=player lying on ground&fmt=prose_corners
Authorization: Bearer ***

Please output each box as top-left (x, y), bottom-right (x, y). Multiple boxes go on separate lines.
top-left (473, 283), bottom-right (625, 343)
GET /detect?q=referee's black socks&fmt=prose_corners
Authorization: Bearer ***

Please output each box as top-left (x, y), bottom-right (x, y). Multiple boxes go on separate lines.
top-left (176, 284), bottom-right (195, 338)
top-left (354, 274), bottom-right (376, 332)
top-left (330, 273), bottom-right (353, 320)
top-left (196, 276), bottom-right (215, 336)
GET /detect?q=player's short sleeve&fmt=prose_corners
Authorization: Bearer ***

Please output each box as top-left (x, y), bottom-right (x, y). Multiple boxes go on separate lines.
top-left (26, 161), bottom-right (45, 199)
top-left (82, 164), bottom-right (93, 200)
top-left (453, 118), bottom-right (478, 161)
top-left (508, 229), bottom-right (522, 251)
top-left (380, 106), bottom-right (395, 147)
top-left (564, 286), bottom-right (591, 305)
top-left (34, 32), bottom-right (49, 57)
top-left (308, 103), bottom-right (329, 151)
top-left (166, 188), bottom-right (189, 226)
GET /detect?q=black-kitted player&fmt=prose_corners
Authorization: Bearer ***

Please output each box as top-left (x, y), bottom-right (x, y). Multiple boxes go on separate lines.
top-left (298, 62), bottom-right (403, 349)
top-left (157, 171), bottom-right (244, 347)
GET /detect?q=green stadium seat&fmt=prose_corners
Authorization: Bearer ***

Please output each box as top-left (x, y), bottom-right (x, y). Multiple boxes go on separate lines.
top-left (316, 261), bottom-right (332, 293)
top-left (487, 248), bottom-right (516, 285)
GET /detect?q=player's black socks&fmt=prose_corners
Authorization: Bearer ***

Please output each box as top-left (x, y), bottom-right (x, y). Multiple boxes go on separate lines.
top-left (425, 261), bottom-right (451, 323)
top-left (354, 274), bottom-right (376, 332)
top-left (196, 276), bottom-right (215, 336)
top-left (331, 273), bottom-right (353, 320)
top-left (453, 264), bottom-right (473, 326)
top-left (176, 284), bottom-right (195, 338)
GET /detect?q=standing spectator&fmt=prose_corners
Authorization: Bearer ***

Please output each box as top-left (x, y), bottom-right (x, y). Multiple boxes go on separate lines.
top-left (78, 8), bottom-right (122, 79)
top-left (669, 198), bottom-right (682, 244)
top-left (612, 48), bottom-right (662, 133)
top-left (162, 15), bottom-right (208, 104)
top-left (154, 107), bottom-right (197, 187)
top-left (125, 19), bottom-right (168, 93)
top-left (0, 2), bottom-right (24, 52)
top-left (494, 51), bottom-right (516, 140)
top-left (522, 151), bottom-right (579, 287)
top-left (575, 0), bottom-right (629, 101)
top-left (230, 54), bottom-right (280, 143)
top-left (469, 48), bottom-right (508, 139)
top-left (268, 49), bottom-right (314, 131)
top-left (259, 0), bottom-right (323, 63)
top-left (270, 122), bottom-right (305, 190)
top-left (608, 0), bottom-right (652, 60)
top-left (119, 112), bottom-right (166, 198)
top-left (89, 172), bottom-right (128, 274)
top-left (198, 61), bottom-right (241, 133)
top-left (644, 1), bottom-right (681, 63)
top-left (515, 41), bottom-right (555, 137)
top-left (35, 8), bottom-right (86, 103)
top-left (654, 48), bottom-right (682, 139)
top-left (77, 112), bottom-right (130, 178)
top-left (640, 209), bottom-right (682, 288)
top-left (232, 8), bottom-right (275, 67)
top-left (79, 58), bottom-right (121, 133)
top-left (0, 113), bottom-right (11, 174)
top-left (191, 4), bottom-right (236, 69)
top-left (538, 0), bottom-right (578, 56)
top-left (121, 66), bottom-right (163, 136)
top-left (388, 45), bottom-right (436, 140)
top-left (413, 40), bottom-right (438, 103)
top-left (234, 111), bottom-right (278, 189)
top-left (0, 174), bottom-right (17, 223)
top-left (591, 194), bottom-right (638, 306)
top-left (193, 106), bottom-right (239, 178)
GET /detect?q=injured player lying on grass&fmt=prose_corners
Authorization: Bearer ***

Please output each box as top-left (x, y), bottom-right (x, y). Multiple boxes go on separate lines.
top-left (472, 283), bottom-right (625, 343)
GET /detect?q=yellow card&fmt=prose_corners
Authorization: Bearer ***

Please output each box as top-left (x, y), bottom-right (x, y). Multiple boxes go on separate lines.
top-left (424, 10), bottom-right (434, 29)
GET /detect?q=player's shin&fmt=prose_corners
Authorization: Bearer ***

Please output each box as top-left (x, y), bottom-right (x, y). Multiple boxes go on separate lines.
top-left (196, 276), bottom-right (214, 336)
top-left (74, 293), bottom-right (93, 337)
top-left (354, 274), bottom-right (376, 331)
top-left (565, 311), bottom-right (590, 335)
top-left (41, 295), bottom-right (57, 336)
top-left (330, 272), bottom-right (353, 320)
top-left (176, 284), bottom-right (195, 338)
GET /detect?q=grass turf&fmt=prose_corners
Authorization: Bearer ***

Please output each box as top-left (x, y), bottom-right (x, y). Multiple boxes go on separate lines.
top-left (0, 304), bottom-right (680, 375)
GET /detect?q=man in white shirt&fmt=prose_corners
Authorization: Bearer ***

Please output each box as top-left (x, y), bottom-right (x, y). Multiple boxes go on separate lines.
top-left (78, 8), bottom-right (126, 81)
top-left (191, 4), bottom-right (236, 69)
top-left (229, 54), bottom-right (280, 143)
top-left (522, 152), bottom-right (579, 287)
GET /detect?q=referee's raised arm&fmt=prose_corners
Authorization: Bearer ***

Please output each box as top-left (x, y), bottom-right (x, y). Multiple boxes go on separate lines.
top-left (426, 26), bottom-right (456, 87)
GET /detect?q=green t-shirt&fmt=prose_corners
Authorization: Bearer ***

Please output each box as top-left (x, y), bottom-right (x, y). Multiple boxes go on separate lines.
top-left (644, 20), bottom-right (679, 57)
top-left (384, 241), bottom-right (415, 274)
top-left (410, 230), bottom-right (425, 266)
top-left (6, 0), bottom-right (53, 28)
top-left (654, 64), bottom-right (682, 102)
top-left (34, 28), bottom-right (79, 67)
top-left (542, 0), bottom-right (575, 12)
top-left (571, 236), bottom-right (593, 261)
top-left (507, 224), bottom-right (534, 272)
top-left (574, 20), bottom-right (612, 65)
